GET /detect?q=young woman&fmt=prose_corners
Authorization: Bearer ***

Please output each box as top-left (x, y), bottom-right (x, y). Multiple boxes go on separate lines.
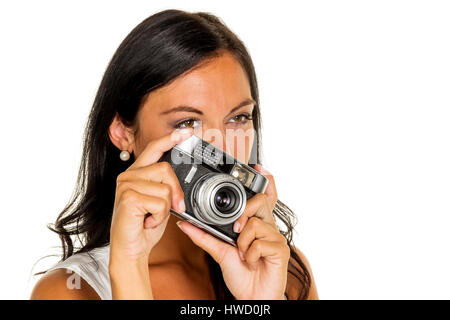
top-left (30, 9), bottom-right (318, 300)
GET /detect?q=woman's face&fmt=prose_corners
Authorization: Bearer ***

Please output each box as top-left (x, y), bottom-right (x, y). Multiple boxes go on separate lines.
top-left (130, 51), bottom-right (256, 164)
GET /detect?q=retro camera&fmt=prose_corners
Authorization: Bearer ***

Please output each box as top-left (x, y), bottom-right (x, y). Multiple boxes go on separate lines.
top-left (159, 134), bottom-right (268, 246)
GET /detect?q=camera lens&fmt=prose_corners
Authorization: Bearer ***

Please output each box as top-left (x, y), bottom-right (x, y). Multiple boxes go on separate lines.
top-left (215, 191), bottom-right (231, 208)
top-left (191, 173), bottom-right (246, 225)
top-left (214, 187), bottom-right (238, 214)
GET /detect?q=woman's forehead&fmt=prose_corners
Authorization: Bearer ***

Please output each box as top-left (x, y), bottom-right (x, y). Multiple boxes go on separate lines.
top-left (141, 52), bottom-right (252, 115)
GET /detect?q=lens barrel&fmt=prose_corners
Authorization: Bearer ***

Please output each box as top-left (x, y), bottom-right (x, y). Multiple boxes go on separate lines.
top-left (191, 173), bottom-right (246, 225)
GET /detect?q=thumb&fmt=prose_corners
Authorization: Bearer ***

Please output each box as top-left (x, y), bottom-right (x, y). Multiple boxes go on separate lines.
top-left (176, 221), bottom-right (230, 265)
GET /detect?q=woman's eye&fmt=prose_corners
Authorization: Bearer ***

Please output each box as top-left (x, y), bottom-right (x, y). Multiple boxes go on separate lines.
top-left (175, 118), bottom-right (201, 129)
top-left (229, 113), bottom-right (252, 124)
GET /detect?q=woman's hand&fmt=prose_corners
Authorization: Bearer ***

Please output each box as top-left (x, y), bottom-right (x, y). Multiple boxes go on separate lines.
top-left (177, 164), bottom-right (290, 300)
top-left (109, 128), bottom-right (193, 299)
top-left (109, 128), bottom-right (193, 265)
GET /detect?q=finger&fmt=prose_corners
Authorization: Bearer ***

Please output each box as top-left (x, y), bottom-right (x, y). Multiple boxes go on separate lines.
top-left (237, 217), bottom-right (286, 255)
top-left (233, 193), bottom-right (276, 233)
top-left (116, 189), bottom-right (170, 228)
top-left (176, 220), bottom-right (232, 265)
top-left (244, 239), bottom-right (290, 266)
top-left (254, 164), bottom-right (278, 209)
top-left (143, 203), bottom-right (171, 229)
top-left (116, 179), bottom-right (172, 210)
top-left (129, 128), bottom-right (194, 170)
top-left (119, 162), bottom-right (185, 212)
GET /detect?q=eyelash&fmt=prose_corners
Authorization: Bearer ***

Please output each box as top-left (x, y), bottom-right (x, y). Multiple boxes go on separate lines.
top-left (174, 113), bottom-right (253, 129)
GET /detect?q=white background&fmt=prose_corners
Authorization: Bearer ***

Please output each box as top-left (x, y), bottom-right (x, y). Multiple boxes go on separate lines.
top-left (0, 1), bottom-right (449, 299)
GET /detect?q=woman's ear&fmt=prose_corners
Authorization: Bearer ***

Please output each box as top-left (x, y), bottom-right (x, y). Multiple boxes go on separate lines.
top-left (108, 114), bottom-right (135, 153)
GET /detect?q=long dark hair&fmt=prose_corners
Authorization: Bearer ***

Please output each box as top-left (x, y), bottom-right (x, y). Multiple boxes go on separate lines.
top-left (37, 9), bottom-right (311, 299)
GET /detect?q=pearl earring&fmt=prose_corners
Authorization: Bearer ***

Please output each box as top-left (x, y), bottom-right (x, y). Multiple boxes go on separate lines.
top-left (120, 150), bottom-right (130, 161)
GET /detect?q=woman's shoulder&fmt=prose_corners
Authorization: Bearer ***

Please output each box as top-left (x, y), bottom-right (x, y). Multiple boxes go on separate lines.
top-left (30, 245), bottom-right (111, 300)
top-left (30, 268), bottom-right (101, 299)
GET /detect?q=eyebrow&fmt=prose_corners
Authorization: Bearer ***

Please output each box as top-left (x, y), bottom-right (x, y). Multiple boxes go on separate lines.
top-left (159, 98), bottom-right (256, 116)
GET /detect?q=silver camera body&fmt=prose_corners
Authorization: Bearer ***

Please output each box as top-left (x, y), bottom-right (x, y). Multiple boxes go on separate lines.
top-left (159, 135), bottom-right (268, 246)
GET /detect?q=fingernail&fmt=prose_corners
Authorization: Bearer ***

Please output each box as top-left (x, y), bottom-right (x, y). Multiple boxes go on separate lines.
top-left (176, 221), bottom-right (183, 230)
top-left (178, 199), bottom-right (186, 212)
top-left (178, 128), bottom-right (193, 135)
top-left (238, 250), bottom-right (245, 261)
top-left (174, 128), bottom-right (193, 141)
top-left (233, 221), bottom-right (240, 233)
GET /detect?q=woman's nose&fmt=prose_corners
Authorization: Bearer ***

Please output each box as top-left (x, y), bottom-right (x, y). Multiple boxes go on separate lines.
top-left (201, 127), bottom-right (227, 153)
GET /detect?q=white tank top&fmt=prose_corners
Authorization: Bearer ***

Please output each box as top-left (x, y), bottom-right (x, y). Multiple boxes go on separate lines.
top-left (46, 245), bottom-right (288, 300)
top-left (46, 244), bottom-right (112, 300)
